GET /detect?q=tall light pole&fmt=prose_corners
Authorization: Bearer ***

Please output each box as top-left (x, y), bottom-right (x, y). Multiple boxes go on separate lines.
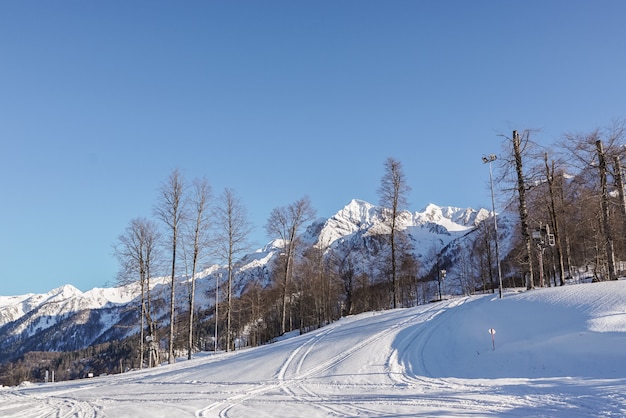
top-left (482, 154), bottom-right (503, 298)
top-left (214, 273), bottom-right (220, 352)
top-left (438, 269), bottom-right (446, 301)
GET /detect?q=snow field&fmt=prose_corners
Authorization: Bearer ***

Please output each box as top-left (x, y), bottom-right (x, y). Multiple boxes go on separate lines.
top-left (1, 280), bottom-right (625, 417)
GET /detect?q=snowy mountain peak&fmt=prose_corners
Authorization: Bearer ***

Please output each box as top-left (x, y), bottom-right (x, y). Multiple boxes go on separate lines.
top-left (47, 284), bottom-right (82, 301)
top-left (344, 198), bottom-right (375, 210)
top-left (416, 203), bottom-right (486, 231)
top-left (336, 199), bottom-right (379, 225)
top-left (313, 200), bottom-right (488, 254)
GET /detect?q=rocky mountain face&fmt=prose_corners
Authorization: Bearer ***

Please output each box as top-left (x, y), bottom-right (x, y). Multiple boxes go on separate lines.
top-left (0, 199), bottom-right (506, 362)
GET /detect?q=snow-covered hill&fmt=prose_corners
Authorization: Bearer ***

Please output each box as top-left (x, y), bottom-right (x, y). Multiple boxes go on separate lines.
top-left (0, 199), bottom-right (500, 360)
top-left (2, 280), bottom-right (625, 417)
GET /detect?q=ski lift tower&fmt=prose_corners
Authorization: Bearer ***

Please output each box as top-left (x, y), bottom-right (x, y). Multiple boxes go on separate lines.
top-left (532, 224), bottom-right (555, 287)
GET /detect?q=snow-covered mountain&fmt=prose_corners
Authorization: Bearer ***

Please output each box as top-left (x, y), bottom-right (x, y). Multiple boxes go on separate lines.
top-left (316, 199), bottom-right (488, 247)
top-left (0, 199), bottom-right (504, 361)
top-left (313, 199), bottom-right (496, 277)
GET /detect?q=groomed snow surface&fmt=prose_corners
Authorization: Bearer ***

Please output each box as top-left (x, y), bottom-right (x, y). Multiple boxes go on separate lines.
top-left (2, 281), bottom-right (625, 417)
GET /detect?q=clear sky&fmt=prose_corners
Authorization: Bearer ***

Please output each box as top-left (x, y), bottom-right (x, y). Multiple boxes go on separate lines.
top-left (1, 1), bottom-right (625, 296)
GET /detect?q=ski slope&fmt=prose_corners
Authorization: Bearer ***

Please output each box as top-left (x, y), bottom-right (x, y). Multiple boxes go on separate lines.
top-left (2, 281), bottom-right (625, 417)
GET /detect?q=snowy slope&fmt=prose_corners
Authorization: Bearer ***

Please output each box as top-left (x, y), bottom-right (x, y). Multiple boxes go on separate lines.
top-left (2, 280), bottom-right (625, 417)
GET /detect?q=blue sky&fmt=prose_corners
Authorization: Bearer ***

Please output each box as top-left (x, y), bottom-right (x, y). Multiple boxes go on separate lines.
top-left (1, 1), bottom-right (625, 296)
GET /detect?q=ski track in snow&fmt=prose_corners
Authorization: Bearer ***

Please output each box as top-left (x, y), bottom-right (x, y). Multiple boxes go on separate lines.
top-left (0, 389), bottom-right (103, 418)
top-left (197, 299), bottom-right (531, 417)
top-left (3, 282), bottom-right (626, 417)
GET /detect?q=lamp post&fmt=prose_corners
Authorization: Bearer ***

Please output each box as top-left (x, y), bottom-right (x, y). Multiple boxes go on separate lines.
top-left (437, 269), bottom-right (446, 301)
top-left (214, 273), bottom-right (220, 352)
top-left (482, 154), bottom-right (503, 298)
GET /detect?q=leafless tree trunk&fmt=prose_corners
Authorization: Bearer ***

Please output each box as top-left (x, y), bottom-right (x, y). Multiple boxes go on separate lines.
top-left (143, 223), bottom-right (160, 366)
top-left (214, 188), bottom-right (253, 351)
top-left (596, 140), bottom-right (617, 280)
top-left (185, 178), bottom-right (211, 360)
top-left (114, 218), bottom-right (161, 368)
top-left (335, 253), bottom-right (356, 316)
top-left (512, 131), bottom-right (535, 290)
top-left (154, 169), bottom-right (186, 364)
top-left (543, 153), bottom-right (566, 285)
top-left (377, 157), bottom-right (411, 308)
top-left (613, 155), bottom-right (626, 266)
top-left (265, 196), bottom-right (316, 335)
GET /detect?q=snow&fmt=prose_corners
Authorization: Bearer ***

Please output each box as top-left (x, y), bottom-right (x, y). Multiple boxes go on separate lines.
top-left (317, 199), bottom-right (380, 245)
top-left (82, 284), bottom-right (139, 306)
top-left (0, 294), bottom-right (33, 309)
top-left (2, 281), bottom-right (625, 417)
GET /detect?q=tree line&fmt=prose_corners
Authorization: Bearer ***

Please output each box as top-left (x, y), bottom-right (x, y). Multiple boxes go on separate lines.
top-left (465, 120), bottom-right (626, 295)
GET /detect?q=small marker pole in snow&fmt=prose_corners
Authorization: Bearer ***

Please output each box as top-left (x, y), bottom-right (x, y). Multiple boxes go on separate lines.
top-left (488, 328), bottom-right (496, 350)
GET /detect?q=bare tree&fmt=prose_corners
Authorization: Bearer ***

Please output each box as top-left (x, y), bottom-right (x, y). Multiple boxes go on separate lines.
top-left (154, 169), bottom-right (187, 364)
top-left (613, 154), bottom-right (626, 263)
top-left (609, 121), bottom-right (626, 264)
top-left (511, 131), bottom-right (536, 290)
top-left (326, 249), bottom-right (357, 317)
top-left (114, 217), bottom-right (161, 368)
top-left (596, 139), bottom-right (617, 280)
top-left (265, 196), bottom-right (316, 335)
top-left (496, 130), bottom-right (542, 290)
top-left (214, 188), bottom-right (253, 351)
top-left (398, 251), bottom-right (419, 307)
top-left (184, 177), bottom-right (212, 359)
top-left (559, 121), bottom-right (626, 280)
top-left (543, 153), bottom-right (567, 285)
top-left (377, 157), bottom-right (411, 308)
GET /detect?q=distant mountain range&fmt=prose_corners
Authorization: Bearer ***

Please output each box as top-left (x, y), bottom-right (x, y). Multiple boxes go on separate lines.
top-left (0, 199), bottom-right (513, 363)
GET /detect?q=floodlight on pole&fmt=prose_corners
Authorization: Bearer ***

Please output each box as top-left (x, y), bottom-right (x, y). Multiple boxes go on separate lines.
top-left (482, 154), bottom-right (504, 298)
top-left (215, 273), bottom-right (220, 353)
